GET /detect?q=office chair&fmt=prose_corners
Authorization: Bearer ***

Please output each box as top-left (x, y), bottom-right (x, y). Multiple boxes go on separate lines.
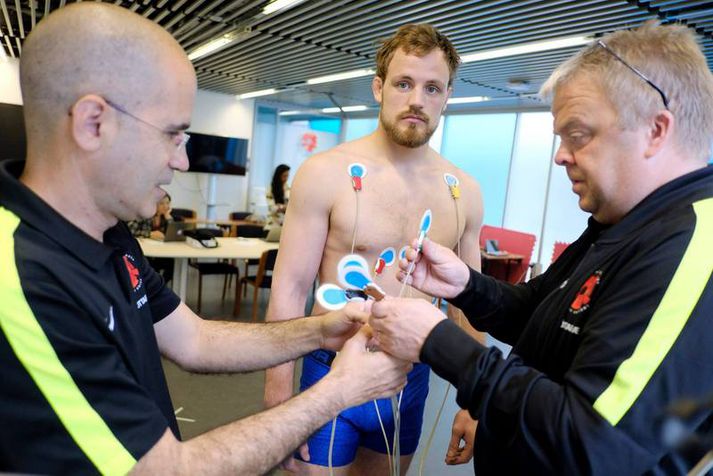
top-left (187, 228), bottom-right (240, 313)
top-left (170, 208), bottom-right (196, 220)
top-left (225, 225), bottom-right (269, 294)
top-left (235, 248), bottom-right (278, 322)
top-left (479, 225), bottom-right (536, 283)
top-left (229, 211), bottom-right (252, 220)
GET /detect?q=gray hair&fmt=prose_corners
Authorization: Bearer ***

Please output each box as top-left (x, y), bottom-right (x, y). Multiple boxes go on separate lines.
top-left (541, 20), bottom-right (713, 161)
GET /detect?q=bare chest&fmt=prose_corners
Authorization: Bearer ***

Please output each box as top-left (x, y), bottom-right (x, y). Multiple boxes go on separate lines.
top-left (321, 170), bottom-right (465, 291)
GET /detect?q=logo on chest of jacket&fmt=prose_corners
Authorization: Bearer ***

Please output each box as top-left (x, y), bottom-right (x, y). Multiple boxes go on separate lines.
top-left (569, 270), bottom-right (602, 315)
top-left (123, 253), bottom-right (143, 292)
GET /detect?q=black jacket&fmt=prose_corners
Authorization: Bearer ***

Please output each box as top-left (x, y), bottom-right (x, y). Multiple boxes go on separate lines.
top-left (422, 166), bottom-right (713, 475)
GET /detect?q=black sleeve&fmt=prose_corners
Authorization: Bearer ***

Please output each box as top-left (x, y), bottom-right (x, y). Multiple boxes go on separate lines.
top-left (422, 235), bottom-right (713, 474)
top-left (447, 267), bottom-right (547, 345)
top-left (141, 254), bottom-right (180, 323)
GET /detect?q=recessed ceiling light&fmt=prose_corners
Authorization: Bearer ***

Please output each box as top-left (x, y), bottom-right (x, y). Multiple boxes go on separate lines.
top-left (263, 0), bottom-right (305, 15)
top-left (307, 69), bottom-right (375, 85)
top-left (447, 96), bottom-right (490, 104)
top-left (236, 88), bottom-right (282, 100)
top-left (321, 105), bottom-right (368, 113)
top-left (187, 30), bottom-right (249, 61)
top-left (461, 36), bottom-right (591, 63)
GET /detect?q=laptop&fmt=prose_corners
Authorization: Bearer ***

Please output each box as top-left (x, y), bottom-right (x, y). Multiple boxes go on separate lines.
top-left (162, 221), bottom-right (194, 242)
top-left (485, 239), bottom-right (507, 256)
top-left (263, 225), bottom-right (282, 243)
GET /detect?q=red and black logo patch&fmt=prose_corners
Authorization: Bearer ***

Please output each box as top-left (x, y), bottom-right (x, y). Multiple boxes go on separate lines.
top-left (123, 254), bottom-right (142, 291)
top-left (570, 270), bottom-right (602, 315)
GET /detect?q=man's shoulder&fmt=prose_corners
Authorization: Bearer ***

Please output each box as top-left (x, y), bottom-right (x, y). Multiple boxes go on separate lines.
top-left (294, 141), bottom-right (371, 184)
top-left (431, 154), bottom-right (480, 191)
top-left (306, 141), bottom-right (370, 167)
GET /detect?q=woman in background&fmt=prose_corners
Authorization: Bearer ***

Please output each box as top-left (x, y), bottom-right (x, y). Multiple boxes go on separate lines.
top-left (266, 164), bottom-right (290, 228)
top-left (127, 193), bottom-right (173, 240)
top-left (126, 193), bottom-right (174, 281)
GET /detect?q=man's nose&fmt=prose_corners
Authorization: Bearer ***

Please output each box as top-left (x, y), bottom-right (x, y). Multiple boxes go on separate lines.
top-left (407, 87), bottom-right (427, 108)
top-left (171, 148), bottom-right (190, 172)
top-left (553, 142), bottom-right (573, 166)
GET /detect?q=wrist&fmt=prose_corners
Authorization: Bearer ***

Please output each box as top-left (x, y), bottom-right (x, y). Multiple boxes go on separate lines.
top-left (313, 314), bottom-right (328, 350)
top-left (289, 315), bottom-right (323, 352)
top-left (311, 373), bottom-right (348, 414)
top-left (454, 263), bottom-right (471, 297)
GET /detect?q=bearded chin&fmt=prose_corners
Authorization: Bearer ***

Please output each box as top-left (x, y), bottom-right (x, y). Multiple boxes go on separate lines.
top-left (380, 115), bottom-right (436, 148)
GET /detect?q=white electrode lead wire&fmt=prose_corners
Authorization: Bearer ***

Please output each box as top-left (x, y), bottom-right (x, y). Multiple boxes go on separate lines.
top-left (328, 188), bottom-right (362, 474)
top-left (418, 194), bottom-right (462, 476)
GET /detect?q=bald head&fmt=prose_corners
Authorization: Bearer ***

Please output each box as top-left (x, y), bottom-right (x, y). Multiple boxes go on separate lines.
top-left (20, 3), bottom-right (195, 145)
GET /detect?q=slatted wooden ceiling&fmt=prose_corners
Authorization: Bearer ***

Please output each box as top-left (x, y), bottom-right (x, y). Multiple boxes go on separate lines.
top-left (1, 0), bottom-right (712, 111)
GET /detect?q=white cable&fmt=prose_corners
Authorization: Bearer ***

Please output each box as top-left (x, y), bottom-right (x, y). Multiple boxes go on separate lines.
top-left (418, 384), bottom-right (451, 476)
top-left (350, 191), bottom-right (360, 254)
top-left (390, 395), bottom-right (401, 476)
top-left (418, 193), bottom-right (462, 476)
top-left (328, 187), bottom-right (361, 473)
top-left (328, 417), bottom-right (337, 476)
top-left (374, 400), bottom-right (393, 475)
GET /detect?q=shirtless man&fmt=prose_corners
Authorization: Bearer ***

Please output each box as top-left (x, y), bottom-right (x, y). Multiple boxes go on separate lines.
top-left (265, 24), bottom-right (484, 474)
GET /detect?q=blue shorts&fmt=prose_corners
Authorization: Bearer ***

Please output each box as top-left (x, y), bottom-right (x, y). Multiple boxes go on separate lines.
top-left (297, 351), bottom-right (430, 467)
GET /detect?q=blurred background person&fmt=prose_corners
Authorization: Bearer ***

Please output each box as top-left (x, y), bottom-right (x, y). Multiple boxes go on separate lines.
top-left (265, 163), bottom-right (290, 229)
top-left (127, 193), bottom-right (175, 240)
top-left (127, 193), bottom-right (175, 282)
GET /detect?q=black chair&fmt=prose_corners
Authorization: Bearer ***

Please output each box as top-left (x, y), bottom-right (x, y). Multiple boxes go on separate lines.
top-left (170, 208), bottom-right (196, 220)
top-left (236, 248), bottom-right (278, 322)
top-left (229, 211), bottom-right (252, 220)
top-left (187, 228), bottom-right (240, 313)
top-left (231, 225), bottom-right (269, 293)
top-left (235, 224), bottom-right (267, 238)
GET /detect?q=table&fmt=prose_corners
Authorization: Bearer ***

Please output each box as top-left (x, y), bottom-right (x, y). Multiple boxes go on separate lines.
top-left (481, 251), bottom-right (525, 282)
top-left (139, 237), bottom-right (278, 301)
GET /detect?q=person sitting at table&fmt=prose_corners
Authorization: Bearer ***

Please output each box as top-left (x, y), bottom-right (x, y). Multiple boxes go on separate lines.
top-left (127, 193), bottom-right (174, 240)
top-left (127, 193), bottom-right (175, 281)
top-left (265, 164), bottom-right (290, 230)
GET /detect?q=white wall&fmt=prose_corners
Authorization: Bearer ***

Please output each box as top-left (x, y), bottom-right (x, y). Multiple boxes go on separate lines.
top-left (165, 89), bottom-right (255, 219)
top-left (0, 57), bottom-right (22, 104)
top-left (275, 121), bottom-right (339, 177)
top-left (249, 107), bottom-right (278, 213)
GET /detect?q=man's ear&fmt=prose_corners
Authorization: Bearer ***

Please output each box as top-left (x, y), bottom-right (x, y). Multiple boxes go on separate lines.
top-left (69, 95), bottom-right (110, 153)
top-left (644, 110), bottom-right (674, 159)
top-left (372, 76), bottom-right (383, 104)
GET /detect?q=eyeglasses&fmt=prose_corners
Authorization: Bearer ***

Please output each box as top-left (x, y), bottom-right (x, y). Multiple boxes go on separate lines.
top-left (596, 40), bottom-right (669, 110)
top-left (104, 98), bottom-right (190, 150)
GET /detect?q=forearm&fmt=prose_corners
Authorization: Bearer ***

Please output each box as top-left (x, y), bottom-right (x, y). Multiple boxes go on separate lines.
top-left (135, 377), bottom-right (346, 475)
top-left (188, 378), bottom-right (344, 474)
top-left (184, 317), bottom-right (321, 373)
